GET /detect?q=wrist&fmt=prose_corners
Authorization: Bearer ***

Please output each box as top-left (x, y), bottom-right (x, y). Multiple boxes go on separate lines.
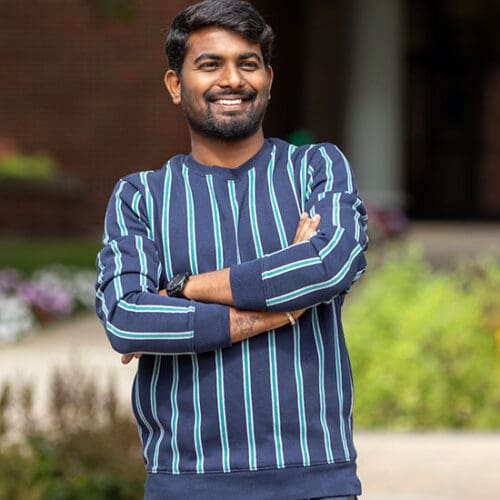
top-left (166, 272), bottom-right (191, 298)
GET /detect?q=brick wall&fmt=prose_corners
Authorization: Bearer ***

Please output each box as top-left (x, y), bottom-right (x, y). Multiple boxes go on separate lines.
top-left (0, 0), bottom-right (193, 236)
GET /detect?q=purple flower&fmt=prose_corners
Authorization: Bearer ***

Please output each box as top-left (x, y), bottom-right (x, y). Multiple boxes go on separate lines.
top-left (18, 281), bottom-right (74, 316)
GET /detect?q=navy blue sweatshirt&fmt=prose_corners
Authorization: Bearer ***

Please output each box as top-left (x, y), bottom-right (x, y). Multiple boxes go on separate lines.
top-left (96, 138), bottom-right (368, 499)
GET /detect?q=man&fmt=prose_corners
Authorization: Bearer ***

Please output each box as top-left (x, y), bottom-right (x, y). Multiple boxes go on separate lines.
top-left (96, 1), bottom-right (368, 498)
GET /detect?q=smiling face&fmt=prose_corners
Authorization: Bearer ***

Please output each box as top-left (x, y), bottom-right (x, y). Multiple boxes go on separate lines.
top-left (165, 26), bottom-right (273, 142)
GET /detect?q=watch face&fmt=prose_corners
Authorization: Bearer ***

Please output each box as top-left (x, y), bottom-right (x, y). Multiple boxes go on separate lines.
top-left (167, 273), bottom-right (189, 296)
top-left (169, 275), bottom-right (183, 288)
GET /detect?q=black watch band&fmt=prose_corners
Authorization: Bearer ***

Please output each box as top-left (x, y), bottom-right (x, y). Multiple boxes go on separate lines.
top-left (166, 272), bottom-right (191, 298)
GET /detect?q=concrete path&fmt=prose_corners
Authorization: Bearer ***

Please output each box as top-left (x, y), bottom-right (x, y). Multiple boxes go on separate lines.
top-left (1, 313), bottom-right (499, 499)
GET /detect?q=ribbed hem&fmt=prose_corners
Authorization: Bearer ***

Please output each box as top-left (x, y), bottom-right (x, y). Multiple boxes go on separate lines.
top-left (144, 462), bottom-right (361, 500)
top-left (193, 302), bottom-right (231, 353)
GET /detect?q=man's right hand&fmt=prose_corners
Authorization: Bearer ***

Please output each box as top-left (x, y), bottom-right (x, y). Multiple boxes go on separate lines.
top-left (293, 212), bottom-right (321, 243)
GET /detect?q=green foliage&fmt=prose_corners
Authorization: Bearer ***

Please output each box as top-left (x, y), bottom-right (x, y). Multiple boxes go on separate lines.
top-left (0, 238), bottom-right (101, 274)
top-left (344, 245), bottom-right (500, 429)
top-left (0, 153), bottom-right (59, 181)
top-left (0, 369), bottom-right (145, 500)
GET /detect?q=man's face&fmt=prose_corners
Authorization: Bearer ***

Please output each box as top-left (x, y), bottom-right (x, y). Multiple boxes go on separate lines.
top-left (167, 27), bottom-right (273, 141)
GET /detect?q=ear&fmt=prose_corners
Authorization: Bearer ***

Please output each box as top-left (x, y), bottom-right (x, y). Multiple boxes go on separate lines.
top-left (164, 69), bottom-right (182, 105)
top-left (267, 65), bottom-right (274, 99)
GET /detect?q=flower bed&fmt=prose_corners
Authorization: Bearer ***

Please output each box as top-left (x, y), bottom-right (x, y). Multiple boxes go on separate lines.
top-left (0, 266), bottom-right (95, 344)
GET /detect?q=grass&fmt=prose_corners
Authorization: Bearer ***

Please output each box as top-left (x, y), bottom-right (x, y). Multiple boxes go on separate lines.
top-left (0, 238), bottom-right (102, 274)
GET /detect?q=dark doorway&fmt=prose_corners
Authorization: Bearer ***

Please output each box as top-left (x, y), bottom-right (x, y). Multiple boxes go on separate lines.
top-left (405, 0), bottom-right (500, 220)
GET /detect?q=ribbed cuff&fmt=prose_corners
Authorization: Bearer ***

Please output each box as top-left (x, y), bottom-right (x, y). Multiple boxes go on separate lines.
top-left (230, 259), bottom-right (267, 311)
top-left (193, 302), bottom-right (231, 353)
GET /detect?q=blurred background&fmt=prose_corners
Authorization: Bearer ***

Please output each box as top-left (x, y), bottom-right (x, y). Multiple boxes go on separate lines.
top-left (0, 1), bottom-right (499, 499)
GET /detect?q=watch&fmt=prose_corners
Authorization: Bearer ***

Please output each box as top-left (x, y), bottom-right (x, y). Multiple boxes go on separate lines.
top-left (166, 272), bottom-right (191, 298)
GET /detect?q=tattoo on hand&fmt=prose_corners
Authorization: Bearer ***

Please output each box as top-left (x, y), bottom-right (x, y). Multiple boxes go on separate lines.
top-left (235, 314), bottom-right (259, 338)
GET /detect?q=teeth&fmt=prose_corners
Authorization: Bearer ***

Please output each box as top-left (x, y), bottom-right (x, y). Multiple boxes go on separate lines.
top-left (217, 99), bottom-right (242, 105)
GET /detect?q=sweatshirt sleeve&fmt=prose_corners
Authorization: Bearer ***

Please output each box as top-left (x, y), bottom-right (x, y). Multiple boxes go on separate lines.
top-left (230, 144), bottom-right (368, 311)
top-left (95, 176), bottom-right (231, 355)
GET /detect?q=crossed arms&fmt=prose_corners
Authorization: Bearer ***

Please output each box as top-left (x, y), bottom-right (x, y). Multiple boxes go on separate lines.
top-left (121, 213), bottom-right (320, 363)
top-left (96, 143), bottom-right (368, 358)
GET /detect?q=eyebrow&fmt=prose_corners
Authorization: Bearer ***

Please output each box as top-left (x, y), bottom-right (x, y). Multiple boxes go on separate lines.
top-left (193, 52), bottom-right (263, 65)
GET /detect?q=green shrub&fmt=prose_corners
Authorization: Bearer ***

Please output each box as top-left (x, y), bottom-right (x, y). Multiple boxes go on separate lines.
top-left (0, 369), bottom-right (145, 500)
top-left (0, 152), bottom-right (59, 181)
top-left (344, 245), bottom-right (500, 429)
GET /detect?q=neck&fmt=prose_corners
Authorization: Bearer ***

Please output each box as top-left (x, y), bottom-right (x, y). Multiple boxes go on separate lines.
top-left (189, 129), bottom-right (265, 168)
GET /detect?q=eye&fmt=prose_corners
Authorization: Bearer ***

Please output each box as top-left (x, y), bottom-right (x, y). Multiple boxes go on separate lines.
top-left (240, 61), bottom-right (259, 71)
top-left (198, 61), bottom-right (220, 71)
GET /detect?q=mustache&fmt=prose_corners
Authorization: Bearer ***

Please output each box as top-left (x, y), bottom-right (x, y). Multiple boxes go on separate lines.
top-left (204, 89), bottom-right (257, 101)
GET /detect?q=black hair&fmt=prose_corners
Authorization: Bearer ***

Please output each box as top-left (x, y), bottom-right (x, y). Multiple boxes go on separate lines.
top-left (166, 0), bottom-right (274, 74)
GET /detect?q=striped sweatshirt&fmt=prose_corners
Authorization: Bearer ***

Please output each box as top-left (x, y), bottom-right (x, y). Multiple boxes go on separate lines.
top-left (95, 138), bottom-right (368, 499)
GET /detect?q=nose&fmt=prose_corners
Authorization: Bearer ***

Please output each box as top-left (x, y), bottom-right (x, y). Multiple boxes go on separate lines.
top-left (218, 63), bottom-right (244, 88)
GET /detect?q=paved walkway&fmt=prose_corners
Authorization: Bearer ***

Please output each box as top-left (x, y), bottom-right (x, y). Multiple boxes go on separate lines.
top-left (1, 313), bottom-right (499, 499)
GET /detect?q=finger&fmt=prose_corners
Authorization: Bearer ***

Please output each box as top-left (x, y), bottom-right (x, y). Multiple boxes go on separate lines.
top-left (302, 214), bottom-right (320, 239)
top-left (121, 354), bottom-right (134, 364)
top-left (158, 289), bottom-right (167, 296)
top-left (309, 214), bottom-right (321, 233)
top-left (294, 213), bottom-right (320, 243)
top-left (293, 213), bottom-right (311, 243)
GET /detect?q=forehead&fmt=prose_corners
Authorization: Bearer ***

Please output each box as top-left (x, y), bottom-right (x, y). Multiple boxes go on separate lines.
top-left (185, 26), bottom-right (263, 62)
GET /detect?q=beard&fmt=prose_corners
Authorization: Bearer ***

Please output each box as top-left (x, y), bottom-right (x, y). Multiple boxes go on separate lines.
top-left (180, 87), bottom-right (270, 141)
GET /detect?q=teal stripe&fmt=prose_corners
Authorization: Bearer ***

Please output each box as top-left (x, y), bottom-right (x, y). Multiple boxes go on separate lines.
top-left (332, 193), bottom-right (341, 227)
top-left (170, 356), bottom-right (180, 474)
top-left (151, 356), bottom-right (166, 473)
top-left (334, 146), bottom-right (353, 193)
top-left (311, 307), bottom-right (334, 463)
top-left (107, 321), bottom-right (193, 340)
top-left (215, 350), bottom-right (231, 472)
top-left (352, 198), bottom-right (361, 243)
top-left (248, 168), bottom-right (263, 258)
top-left (227, 181), bottom-right (241, 264)
top-left (119, 301), bottom-right (194, 314)
top-left (207, 188), bottom-right (231, 473)
top-left (206, 175), bottom-right (224, 269)
top-left (135, 236), bottom-right (147, 292)
top-left (134, 373), bottom-right (154, 465)
top-left (241, 339), bottom-right (257, 470)
top-left (192, 355), bottom-right (204, 473)
top-left (115, 181), bottom-right (128, 236)
top-left (267, 146), bottom-right (288, 248)
top-left (95, 289), bottom-right (109, 317)
top-left (286, 144), bottom-right (301, 214)
top-left (300, 146), bottom-right (313, 209)
top-left (131, 190), bottom-right (141, 216)
top-left (182, 165), bottom-right (198, 274)
top-left (293, 322), bottom-right (310, 465)
top-left (268, 331), bottom-right (285, 468)
top-left (110, 240), bottom-right (123, 300)
top-left (243, 167), bottom-right (266, 471)
top-left (162, 163), bottom-right (174, 279)
top-left (262, 255), bottom-right (322, 280)
top-left (103, 210), bottom-right (109, 244)
top-left (300, 153), bottom-right (307, 208)
top-left (140, 171), bottom-right (155, 240)
top-left (306, 165), bottom-right (314, 199)
top-left (319, 146), bottom-right (334, 192)
top-left (332, 307), bottom-right (351, 460)
top-left (318, 226), bottom-right (344, 260)
top-left (266, 245), bottom-right (363, 306)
